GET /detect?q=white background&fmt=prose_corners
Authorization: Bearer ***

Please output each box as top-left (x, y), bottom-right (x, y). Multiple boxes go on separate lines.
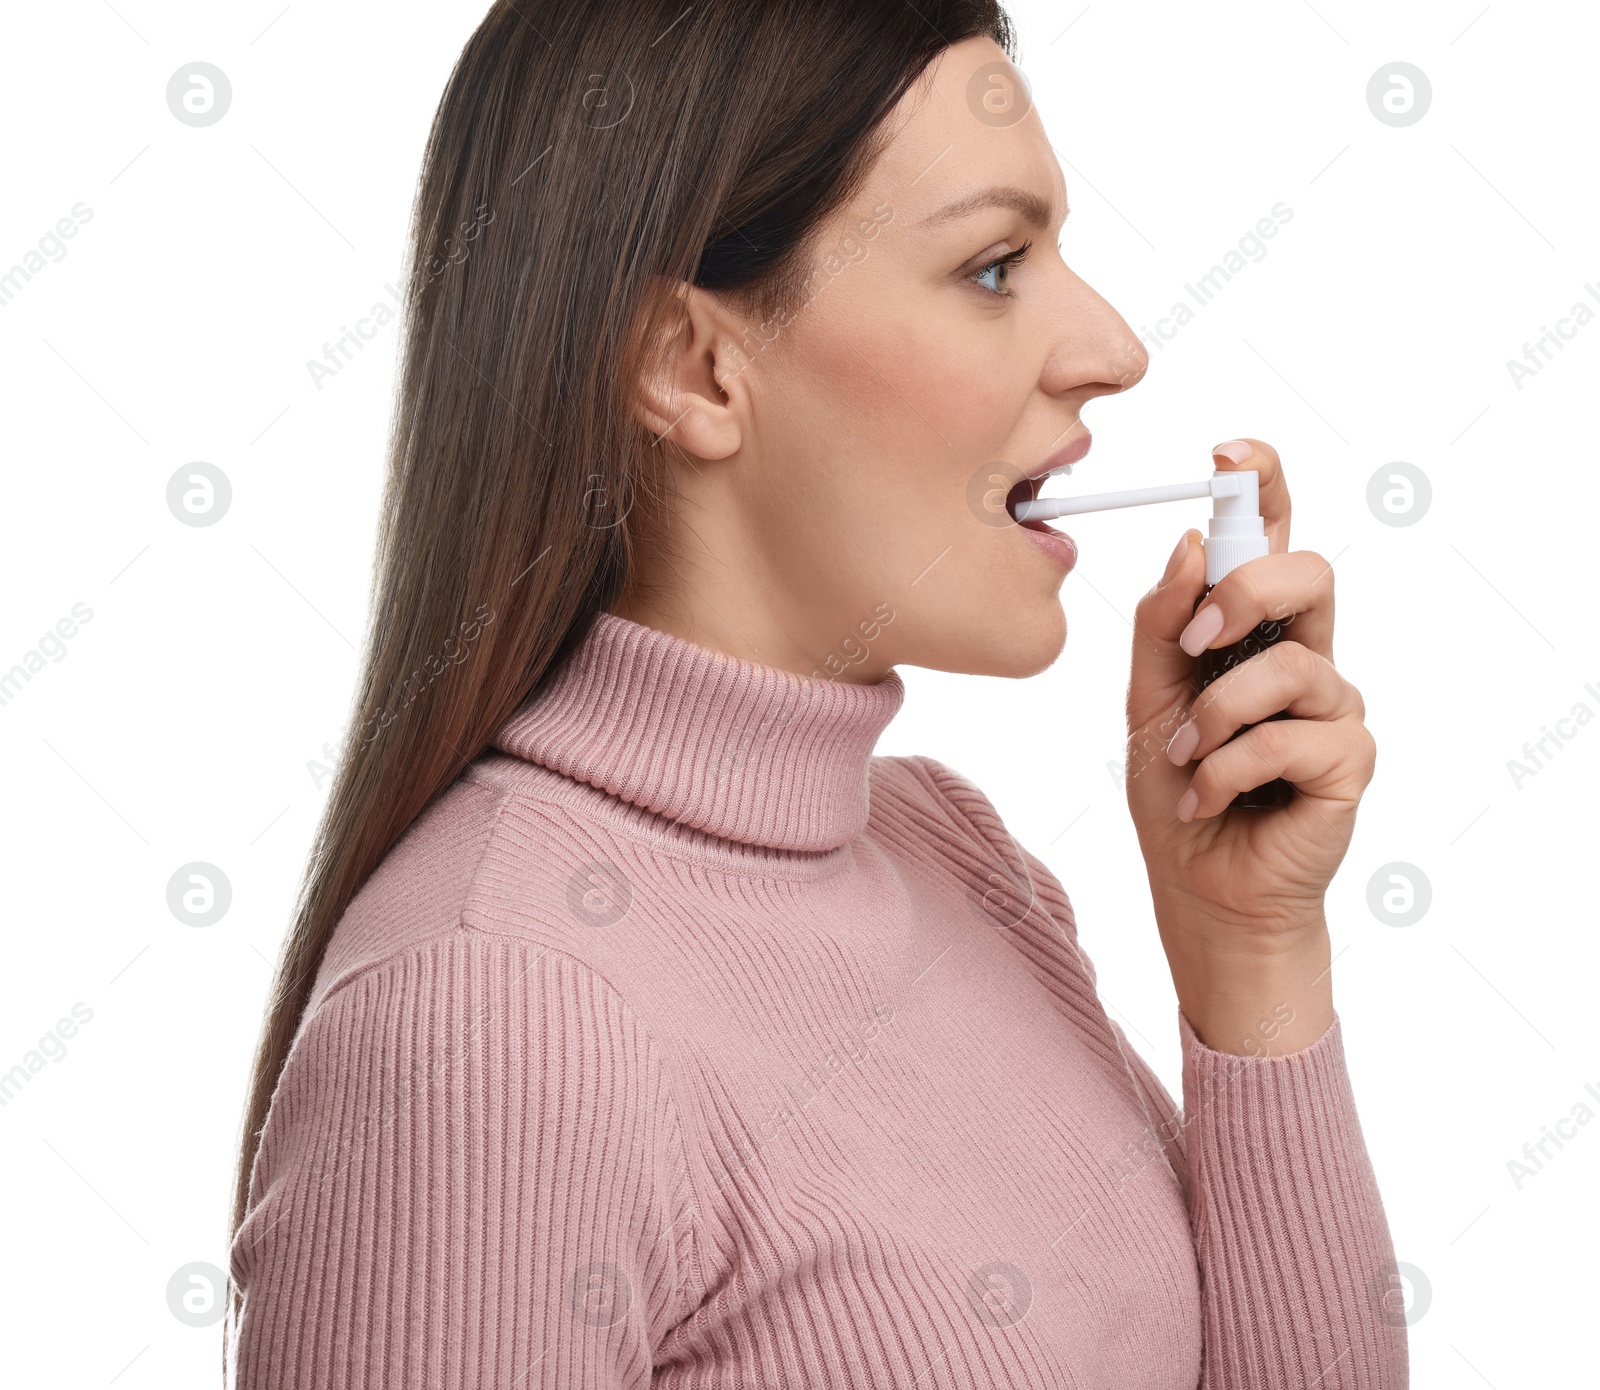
top-left (1, 1), bottom-right (1594, 1385)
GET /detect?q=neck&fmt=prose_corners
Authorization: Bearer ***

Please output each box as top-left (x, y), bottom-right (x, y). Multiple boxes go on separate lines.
top-left (608, 593), bottom-right (895, 685)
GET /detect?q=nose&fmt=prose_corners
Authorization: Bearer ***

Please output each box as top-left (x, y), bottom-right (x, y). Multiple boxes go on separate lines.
top-left (1108, 330), bottom-right (1150, 392)
top-left (1040, 271), bottom-right (1150, 399)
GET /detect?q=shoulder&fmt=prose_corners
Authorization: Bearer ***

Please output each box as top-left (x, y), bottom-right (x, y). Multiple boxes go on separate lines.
top-left (297, 930), bottom-right (683, 1099)
top-left (868, 754), bottom-right (1073, 934)
top-left (311, 758), bottom-right (655, 1012)
top-left (866, 756), bottom-right (1114, 1052)
top-left (869, 753), bottom-right (1016, 844)
top-left (236, 928), bottom-right (707, 1333)
top-left (308, 771), bottom-right (513, 1010)
top-left (290, 772), bottom-right (702, 1165)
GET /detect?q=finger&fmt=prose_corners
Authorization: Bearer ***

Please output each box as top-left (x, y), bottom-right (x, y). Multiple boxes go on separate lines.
top-left (1211, 438), bottom-right (1290, 553)
top-left (1165, 641), bottom-right (1363, 767)
top-left (1129, 527), bottom-right (1210, 710)
top-left (1177, 549), bottom-right (1338, 663)
top-left (1178, 717), bottom-right (1378, 820)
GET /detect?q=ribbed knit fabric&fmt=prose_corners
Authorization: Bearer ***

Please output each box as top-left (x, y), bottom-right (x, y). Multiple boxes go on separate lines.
top-left (230, 610), bottom-right (1408, 1388)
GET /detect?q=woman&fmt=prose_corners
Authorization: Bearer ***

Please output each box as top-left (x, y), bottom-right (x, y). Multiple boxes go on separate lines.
top-left (227, 2), bottom-right (1403, 1386)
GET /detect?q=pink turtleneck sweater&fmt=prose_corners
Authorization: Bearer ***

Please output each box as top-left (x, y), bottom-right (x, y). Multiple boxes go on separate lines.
top-left (230, 611), bottom-right (1407, 1388)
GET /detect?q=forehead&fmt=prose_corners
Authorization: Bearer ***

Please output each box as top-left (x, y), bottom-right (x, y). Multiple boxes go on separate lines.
top-left (862, 37), bottom-right (1068, 231)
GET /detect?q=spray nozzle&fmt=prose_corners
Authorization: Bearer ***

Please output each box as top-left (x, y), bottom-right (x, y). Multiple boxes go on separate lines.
top-left (1011, 468), bottom-right (1268, 586)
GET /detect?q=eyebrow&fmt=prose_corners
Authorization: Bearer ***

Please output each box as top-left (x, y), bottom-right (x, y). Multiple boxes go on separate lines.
top-left (917, 184), bottom-right (1065, 230)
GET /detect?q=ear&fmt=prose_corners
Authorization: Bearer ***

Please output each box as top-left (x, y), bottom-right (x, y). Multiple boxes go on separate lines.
top-left (630, 279), bottom-right (749, 462)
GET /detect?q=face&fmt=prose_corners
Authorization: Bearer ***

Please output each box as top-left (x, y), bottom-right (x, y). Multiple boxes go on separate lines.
top-left (622, 35), bottom-right (1148, 684)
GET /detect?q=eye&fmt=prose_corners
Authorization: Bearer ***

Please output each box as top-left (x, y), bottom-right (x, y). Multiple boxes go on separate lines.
top-left (969, 240), bottom-right (1034, 298)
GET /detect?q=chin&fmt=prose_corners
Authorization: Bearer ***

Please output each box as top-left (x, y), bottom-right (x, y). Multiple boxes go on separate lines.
top-left (989, 603), bottom-right (1068, 678)
top-left (909, 598), bottom-right (1067, 679)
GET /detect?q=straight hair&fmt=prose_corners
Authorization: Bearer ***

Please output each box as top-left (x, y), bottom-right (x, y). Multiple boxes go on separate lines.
top-left (225, 0), bottom-right (1016, 1375)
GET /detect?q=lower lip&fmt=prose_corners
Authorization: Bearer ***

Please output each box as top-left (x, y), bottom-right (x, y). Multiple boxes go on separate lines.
top-left (1018, 521), bottom-right (1077, 571)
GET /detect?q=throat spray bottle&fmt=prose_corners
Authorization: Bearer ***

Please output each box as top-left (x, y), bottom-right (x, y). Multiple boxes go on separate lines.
top-left (1013, 467), bottom-right (1294, 810)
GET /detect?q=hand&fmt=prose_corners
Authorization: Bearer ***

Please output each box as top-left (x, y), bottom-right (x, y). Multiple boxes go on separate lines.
top-left (1123, 439), bottom-right (1377, 961)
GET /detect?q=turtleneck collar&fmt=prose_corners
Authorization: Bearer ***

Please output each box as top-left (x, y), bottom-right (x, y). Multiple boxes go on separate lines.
top-left (489, 611), bottom-right (905, 853)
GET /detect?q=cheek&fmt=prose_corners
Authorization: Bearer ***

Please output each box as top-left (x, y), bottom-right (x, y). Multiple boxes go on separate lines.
top-left (861, 316), bottom-right (1026, 454)
top-left (760, 302), bottom-right (1026, 569)
top-left (795, 288), bottom-right (1008, 433)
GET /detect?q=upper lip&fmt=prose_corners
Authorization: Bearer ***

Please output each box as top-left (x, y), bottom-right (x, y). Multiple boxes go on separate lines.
top-left (1026, 430), bottom-right (1092, 481)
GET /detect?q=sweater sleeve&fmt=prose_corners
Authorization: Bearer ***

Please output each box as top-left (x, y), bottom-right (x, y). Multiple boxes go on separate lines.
top-left (1015, 842), bottom-right (1410, 1390)
top-left (229, 931), bottom-right (703, 1389)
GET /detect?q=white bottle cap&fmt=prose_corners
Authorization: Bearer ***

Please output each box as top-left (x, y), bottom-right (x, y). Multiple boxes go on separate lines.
top-left (1203, 470), bottom-right (1269, 587)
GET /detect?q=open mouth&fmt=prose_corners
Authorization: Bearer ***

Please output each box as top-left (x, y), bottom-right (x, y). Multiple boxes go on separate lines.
top-left (1006, 475), bottom-right (1047, 529)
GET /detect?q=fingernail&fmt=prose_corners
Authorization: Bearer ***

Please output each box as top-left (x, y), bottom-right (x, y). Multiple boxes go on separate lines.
top-left (1158, 532), bottom-right (1188, 587)
top-left (1177, 787), bottom-right (1199, 822)
top-left (1179, 603), bottom-right (1224, 656)
top-left (1211, 439), bottom-right (1252, 465)
top-left (1167, 719), bottom-right (1199, 765)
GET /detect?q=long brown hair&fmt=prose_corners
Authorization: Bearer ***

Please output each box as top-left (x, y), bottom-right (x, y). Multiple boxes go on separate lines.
top-left (225, 0), bottom-right (1015, 1373)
